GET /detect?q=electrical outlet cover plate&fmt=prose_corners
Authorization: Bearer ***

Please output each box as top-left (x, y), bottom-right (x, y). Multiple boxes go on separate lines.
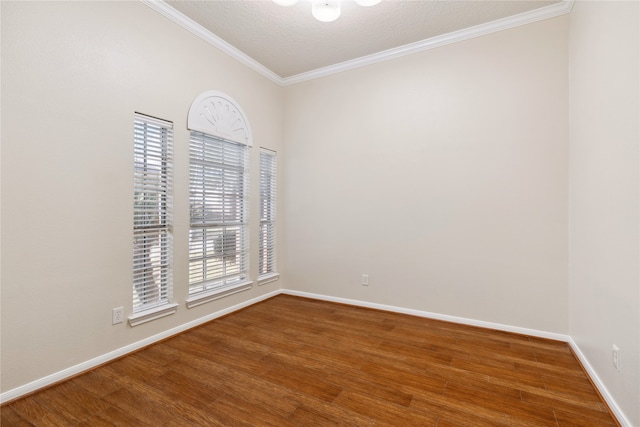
top-left (612, 345), bottom-right (620, 371)
top-left (112, 307), bottom-right (124, 325)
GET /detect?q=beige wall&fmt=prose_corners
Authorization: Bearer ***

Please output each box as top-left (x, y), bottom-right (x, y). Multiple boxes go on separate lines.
top-left (568, 1), bottom-right (639, 425)
top-left (283, 17), bottom-right (570, 333)
top-left (0, 1), bottom-right (285, 393)
top-left (2, 2), bottom-right (638, 422)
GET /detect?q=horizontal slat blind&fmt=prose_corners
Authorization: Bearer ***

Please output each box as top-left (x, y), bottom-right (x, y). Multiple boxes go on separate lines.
top-left (133, 114), bottom-right (173, 313)
top-left (189, 131), bottom-right (249, 294)
top-left (259, 148), bottom-right (277, 277)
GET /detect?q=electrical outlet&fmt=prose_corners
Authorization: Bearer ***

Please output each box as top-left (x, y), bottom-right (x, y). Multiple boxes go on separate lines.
top-left (362, 274), bottom-right (369, 286)
top-left (112, 307), bottom-right (124, 325)
top-left (612, 345), bottom-right (620, 371)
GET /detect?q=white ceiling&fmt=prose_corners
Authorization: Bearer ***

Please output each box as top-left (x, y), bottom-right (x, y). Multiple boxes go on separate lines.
top-left (157, 0), bottom-right (568, 84)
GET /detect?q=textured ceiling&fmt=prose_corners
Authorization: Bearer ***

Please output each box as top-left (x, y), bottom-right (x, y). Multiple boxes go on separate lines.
top-left (165, 0), bottom-right (561, 79)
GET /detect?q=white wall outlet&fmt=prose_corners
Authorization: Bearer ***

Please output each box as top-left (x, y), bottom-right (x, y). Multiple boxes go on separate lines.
top-left (362, 274), bottom-right (369, 286)
top-left (612, 344), bottom-right (620, 371)
top-left (112, 307), bottom-right (124, 325)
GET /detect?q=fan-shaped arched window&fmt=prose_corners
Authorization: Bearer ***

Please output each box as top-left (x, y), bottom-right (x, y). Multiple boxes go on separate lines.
top-left (186, 91), bottom-right (253, 308)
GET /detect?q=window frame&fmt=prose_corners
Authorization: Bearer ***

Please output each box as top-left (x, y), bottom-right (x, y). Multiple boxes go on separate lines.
top-left (130, 113), bottom-right (178, 326)
top-left (186, 131), bottom-right (252, 308)
top-left (185, 90), bottom-right (254, 308)
top-left (258, 148), bottom-right (279, 284)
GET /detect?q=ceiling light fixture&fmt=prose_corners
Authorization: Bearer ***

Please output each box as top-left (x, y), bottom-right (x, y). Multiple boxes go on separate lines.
top-left (312, 0), bottom-right (341, 22)
top-left (273, 0), bottom-right (381, 23)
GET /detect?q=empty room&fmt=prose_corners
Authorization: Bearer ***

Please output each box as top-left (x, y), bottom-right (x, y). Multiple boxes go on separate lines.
top-left (1, 0), bottom-right (638, 425)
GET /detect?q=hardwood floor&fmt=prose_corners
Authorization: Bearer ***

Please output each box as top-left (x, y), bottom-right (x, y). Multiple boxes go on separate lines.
top-left (1, 295), bottom-right (620, 426)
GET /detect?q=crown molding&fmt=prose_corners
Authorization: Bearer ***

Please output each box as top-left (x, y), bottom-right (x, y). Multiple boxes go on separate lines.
top-left (140, 0), bottom-right (282, 85)
top-left (282, 0), bottom-right (575, 85)
top-left (141, 0), bottom-right (574, 87)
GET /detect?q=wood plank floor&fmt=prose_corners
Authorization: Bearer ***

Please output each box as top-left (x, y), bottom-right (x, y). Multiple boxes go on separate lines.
top-left (1, 295), bottom-right (619, 426)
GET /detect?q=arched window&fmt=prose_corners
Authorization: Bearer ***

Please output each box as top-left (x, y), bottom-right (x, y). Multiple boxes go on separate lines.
top-left (186, 91), bottom-right (253, 308)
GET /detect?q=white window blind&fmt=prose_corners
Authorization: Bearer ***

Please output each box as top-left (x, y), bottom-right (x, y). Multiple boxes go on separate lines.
top-left (259, 148), bottom-right (277, 278)
top-left (133, 114), bottom-right (173, 313)
top-left (189, 131), bottom-right (249, 296)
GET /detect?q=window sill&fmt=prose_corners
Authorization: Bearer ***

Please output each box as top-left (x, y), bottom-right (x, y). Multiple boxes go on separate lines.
top-left (186, 280), bottom-right (253, 309)
top-left (128, 303), bottom-right (178, 327)
top-left (258, 273), bottom-right (280, 286)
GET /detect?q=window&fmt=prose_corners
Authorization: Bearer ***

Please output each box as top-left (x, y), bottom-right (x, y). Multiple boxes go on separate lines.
top-left (187, 131), bottom-right (251, 307)
top-left (131, 113), bottom-right (177, 325)
top-left (259, 148), bottom-right (278, 283)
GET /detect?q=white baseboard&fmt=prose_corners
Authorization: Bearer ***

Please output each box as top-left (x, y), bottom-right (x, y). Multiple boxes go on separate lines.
top-left (0, 289), bottom-right (281, 404)
top-left (282, 289), bottom-right (570, 342)
top-left (283, 290), bottom-right (631, 426)
top-left (1, 287), bottom-right (630, 427)
top-left (567, 338), bottom-right (632, 427)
